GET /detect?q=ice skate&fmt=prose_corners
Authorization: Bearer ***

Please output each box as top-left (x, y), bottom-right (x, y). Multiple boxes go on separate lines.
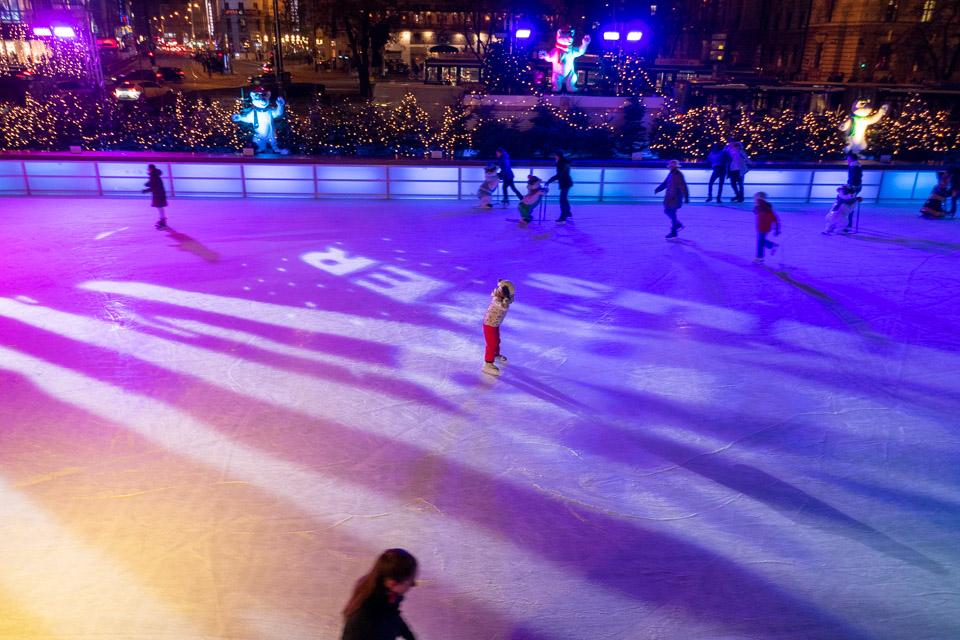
top-left (155, 219), bottom-right (169, 230)
top-left (769, 243), bottom-right (778, 256)
top-left (753, 258), bottom-right (764, 265)
top-left (666, 230), bottom-right (678, 238)
top-left (494, 355), bottom-right (508, 363)
top-left (482, 362), bottom-right (501, 376)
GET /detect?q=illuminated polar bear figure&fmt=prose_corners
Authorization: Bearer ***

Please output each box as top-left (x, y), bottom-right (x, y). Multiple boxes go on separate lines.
top-left (232, 88), bottom-right (288, 154)
top-left (840, 99), bottom-right (889, 154)
top-left (538, 27), bottom-right (591, 93)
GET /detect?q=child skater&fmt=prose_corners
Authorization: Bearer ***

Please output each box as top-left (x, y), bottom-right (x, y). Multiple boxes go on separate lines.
top-left (823, 184), bottom-right (862, 234)
top-left (476, 163), bottom-right (500, 208)
top-left (142, 164), bottom-right (169, 230)
top-left (753, 192), bottom-right (780, 265)
top-left (518, 175), bottom-right (546, 223)
top-left (341, 549), bottom-right (418, 640)
top-left (482, 279), bottom-right (515, 376)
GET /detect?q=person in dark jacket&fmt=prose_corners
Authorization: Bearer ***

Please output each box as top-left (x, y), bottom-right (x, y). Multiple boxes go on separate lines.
top-left (142, 164), bottom-right (169, 230)
top-left (846, 153), bottom-right (863, 195)
top-left (845, 154), bottom-right (864, 230)
top-left (494, 147), bottom-right (523, 205)
top-left (341, 549), bottom-right (418, 640)
top-left (706, 142), bottom-right (727, 203)
top-left (545, 149), bottom-right (574, 222)
top-left (654, 159), bottom-right (689, 238)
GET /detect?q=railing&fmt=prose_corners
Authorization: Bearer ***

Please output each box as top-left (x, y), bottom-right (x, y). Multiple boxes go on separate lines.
top-left (0, 154), bottom-right (941, 203)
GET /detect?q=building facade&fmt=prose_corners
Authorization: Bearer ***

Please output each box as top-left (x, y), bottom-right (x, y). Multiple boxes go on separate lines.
top-left (655, 0), bottom-right (960, 84)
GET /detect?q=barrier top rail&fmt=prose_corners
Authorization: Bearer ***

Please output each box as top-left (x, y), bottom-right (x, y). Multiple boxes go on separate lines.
top-left (0, 151), bottom-right (944, 203)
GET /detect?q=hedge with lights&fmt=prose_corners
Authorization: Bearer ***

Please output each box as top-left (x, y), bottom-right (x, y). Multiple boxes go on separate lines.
top-left (0, 91), bottom-right (955, 161)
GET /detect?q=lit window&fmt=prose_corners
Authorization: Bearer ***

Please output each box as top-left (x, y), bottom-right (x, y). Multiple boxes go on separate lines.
top-left (650, 4), bottom-right (657, 15)
top-left (921, 0), bottom-right (935, 21)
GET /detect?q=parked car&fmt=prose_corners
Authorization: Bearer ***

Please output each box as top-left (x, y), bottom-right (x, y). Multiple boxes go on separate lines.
top-left (248, 71), bottom-right (292, 85)
top-left (158, 66), bottom-right (185, 83)
top-left (113, 80), bottom-right (173, 101)
top-left (55, 79), bottom-right (95, 94)
top-left (114, 69), bottom-right (164, 85)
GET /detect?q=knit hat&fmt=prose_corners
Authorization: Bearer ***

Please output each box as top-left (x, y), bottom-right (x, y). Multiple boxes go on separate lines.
top-left (667, 159), bottom-right (681, 169)
top-left (497, 279), bottom-right (516, 301)
top-left (485, 162), bottom-right (497, 171)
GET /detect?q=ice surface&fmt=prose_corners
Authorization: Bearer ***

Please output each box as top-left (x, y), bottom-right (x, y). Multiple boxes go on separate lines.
top-left (0, 194), bottom-right (958, 640)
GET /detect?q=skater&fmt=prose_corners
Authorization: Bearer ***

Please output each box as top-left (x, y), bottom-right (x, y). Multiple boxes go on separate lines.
top-left (823, 184), bottom-right (862, 235)
top-left (545, 149), bottom-right (573, 222)
top-left (341, 549), bottom-right (418, 640)
top-left (846, 153), bottom-right (863, 196)
top-left (494, 148), bottom-right (523, 205)
top-left (482, 279), bottom-right (515, 377)
top-left (920, 172), bottom-right (952, 219)
top-left (706, 142), bottom-right (728, 202)
top-left (142, 164), bottom-right (168, 229)
top-left (753, 192), bottom-right (780, 264)
top-left (476, 163), bottom-right (500, 208)
top-left (724, 140), bottom-right (749, 202)
top-left (518, 174), bottom-right (546, 223)
top-left (654, 159), bottom-right (689, 238)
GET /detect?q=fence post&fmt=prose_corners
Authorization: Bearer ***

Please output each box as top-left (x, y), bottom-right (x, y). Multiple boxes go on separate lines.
top-left (94, 161), bottom-right (103, 196)
top-left (599, 167), bottom-right (605, 202)
top-left (21, 160), bottom-right (30, 196)
top-left (167, 162), bottom-right (176, 197)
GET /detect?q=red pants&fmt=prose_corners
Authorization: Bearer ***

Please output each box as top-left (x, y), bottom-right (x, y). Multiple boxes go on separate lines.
top-left (483, 324), bottom-right (500, 362)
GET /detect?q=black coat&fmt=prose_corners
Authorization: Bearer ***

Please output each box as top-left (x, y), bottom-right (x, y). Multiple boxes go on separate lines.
top-left (143, 173), bottom-right (167, 208)
top-left (495, 154), bottom-right (514, 180)
top-left (548, 156), bottom-right (573, 189)
top-left (847, 164), bottom-right (863, 188)
top-left (341, 590), bottom-right (415, 640)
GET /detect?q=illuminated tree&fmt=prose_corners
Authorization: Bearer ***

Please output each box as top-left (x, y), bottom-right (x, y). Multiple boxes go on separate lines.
top-left (384, 92), bottom-right (433, 156)
top-left (868, 94), bottom-right (955, 159)
top-left (482, 41), bottom-right (535, 95)
top-left (651, 102), bottom-right (729, 160)
top-left (435, 101), bottom-right (473, 157)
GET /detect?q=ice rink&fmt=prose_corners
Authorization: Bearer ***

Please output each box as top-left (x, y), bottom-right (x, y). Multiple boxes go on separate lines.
top-left (1, 192), bottom-right (958, 640)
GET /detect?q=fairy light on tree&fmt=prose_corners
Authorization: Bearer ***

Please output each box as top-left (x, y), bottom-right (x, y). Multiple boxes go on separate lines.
top-left (868, 94), bottom-right (955, 160)
top-left (385, 92), bottom-right (433, 157)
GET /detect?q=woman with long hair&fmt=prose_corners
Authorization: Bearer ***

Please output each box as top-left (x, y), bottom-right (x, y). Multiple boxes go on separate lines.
top-left (341, 549), bottom-right (418, 640)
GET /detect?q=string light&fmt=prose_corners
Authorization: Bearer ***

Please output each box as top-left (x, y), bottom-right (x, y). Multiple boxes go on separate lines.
top-left (1, 86), bottom-right (956, 161)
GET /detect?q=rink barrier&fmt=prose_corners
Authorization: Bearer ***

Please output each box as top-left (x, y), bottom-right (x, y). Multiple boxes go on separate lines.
top-left (0, 155), bottom-right (942, 203)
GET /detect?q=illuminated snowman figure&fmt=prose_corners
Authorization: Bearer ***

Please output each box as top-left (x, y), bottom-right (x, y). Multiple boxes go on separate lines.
top-left (232, 88), bottom-right (288, 154)
top-left (539, 27), bottom-right (591, 93)
top-left (840, 100), bottom-right (889, 154)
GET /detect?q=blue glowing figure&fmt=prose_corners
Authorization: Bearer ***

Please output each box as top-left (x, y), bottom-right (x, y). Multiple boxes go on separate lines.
top-left (233, 88), bottom-right (288, 154)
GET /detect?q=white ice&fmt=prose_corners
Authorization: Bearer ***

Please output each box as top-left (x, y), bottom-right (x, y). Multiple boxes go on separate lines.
top-left (0, 194), bottom-right (958, 640)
